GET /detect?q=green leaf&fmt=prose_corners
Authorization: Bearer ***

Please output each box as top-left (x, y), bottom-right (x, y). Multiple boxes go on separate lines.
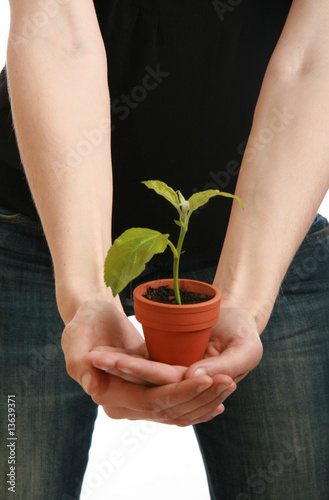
top-left (104, 228), bottom-right (170, 296)
top-left (188, 189), bottom-right (244, 213)
top-left (142, 180), bottom-right (180, 211)
top-left (219, 192), bottom-right (244, 210)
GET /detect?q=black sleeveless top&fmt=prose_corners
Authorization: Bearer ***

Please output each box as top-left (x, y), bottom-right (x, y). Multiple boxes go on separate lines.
top-left (0, 0), bottom-right (292, 261)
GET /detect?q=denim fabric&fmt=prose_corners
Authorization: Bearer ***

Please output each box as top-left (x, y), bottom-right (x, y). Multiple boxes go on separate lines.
top-left (193, 214), bottom-right (329, 500)
top-left (121, 213), bottom-right (329, 499)
top-left (1, 205), bottom-right (328, 500)
top-left (0, 207), bottom-right (98, 500)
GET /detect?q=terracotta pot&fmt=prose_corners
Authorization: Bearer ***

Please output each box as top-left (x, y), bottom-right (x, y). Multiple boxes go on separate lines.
top-left (133, 279), bottom-right (221, 366)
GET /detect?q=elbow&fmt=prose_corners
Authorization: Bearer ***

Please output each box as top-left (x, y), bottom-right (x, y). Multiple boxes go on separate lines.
top-left (7, 4), bottom-right (105, 62)
top-left (266, 44), bottom-right (329, 85)
top-left (7, 30), bottom-right (101, 61)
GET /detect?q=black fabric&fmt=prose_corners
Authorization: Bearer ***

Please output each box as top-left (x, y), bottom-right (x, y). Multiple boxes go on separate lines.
top-left (0, 0), bottom-right (293, 260)
top-left (0, 67), bottom-right (37, 219)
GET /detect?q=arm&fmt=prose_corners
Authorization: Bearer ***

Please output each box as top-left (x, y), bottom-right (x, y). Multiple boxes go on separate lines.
top-left (7, 0), bottom-right (113, 324)
top-left (186, 0), bottom-right (329, 380)
top-left (7, 0), bottom-right (235, 425)
top-left (215, 0), bottom-right (329, 329)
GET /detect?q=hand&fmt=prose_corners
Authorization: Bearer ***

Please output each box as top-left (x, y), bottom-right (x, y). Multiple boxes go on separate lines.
top-left (61, 292), bottom-right (147, 395)
top-left (184, 304), bottom-right (264, 383)
top-left (89, 346), bottom-right (236, 426)
top-left (93, 303), bottom-right (263, 387)
top-left (61, 295), bottom-right (236, 426)
top-left (90, 368), bottom-right (236, 426)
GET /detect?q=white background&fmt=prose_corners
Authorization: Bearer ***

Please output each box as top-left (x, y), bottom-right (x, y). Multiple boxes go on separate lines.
top-left (1, 5), bottom-right (328, 500)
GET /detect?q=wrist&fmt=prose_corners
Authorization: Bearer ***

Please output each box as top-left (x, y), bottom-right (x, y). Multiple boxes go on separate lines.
top-left (55, 275), bottom-right (118, 325)
top-left (214, 279), bottom-right (277, 334)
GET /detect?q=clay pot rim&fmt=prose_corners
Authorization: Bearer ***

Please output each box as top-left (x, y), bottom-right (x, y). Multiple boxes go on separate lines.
top-left (133, 278), bottom-right (221, 311)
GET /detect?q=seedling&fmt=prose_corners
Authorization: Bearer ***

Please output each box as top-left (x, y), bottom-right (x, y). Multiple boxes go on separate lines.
top-left (104, 180), bottom-right (243, 304)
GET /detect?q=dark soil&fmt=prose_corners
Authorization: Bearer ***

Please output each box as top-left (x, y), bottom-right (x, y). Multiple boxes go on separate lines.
top-left (143, 285), bottom-right (214, 305)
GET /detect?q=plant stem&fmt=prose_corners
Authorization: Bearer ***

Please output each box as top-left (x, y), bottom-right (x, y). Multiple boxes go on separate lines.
top-left (172, 224), bottom-right (188, 305)
top-left (167, 239), bottom-right (181, 304)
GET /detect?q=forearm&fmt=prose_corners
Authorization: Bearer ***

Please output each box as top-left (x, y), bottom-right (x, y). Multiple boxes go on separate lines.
top-left (7, 3), bottom-right (113, 322)
top-left (214, 67), bottom-right (329, 331)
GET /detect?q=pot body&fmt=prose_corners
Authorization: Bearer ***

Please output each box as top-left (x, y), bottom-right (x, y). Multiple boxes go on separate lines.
top-left (133, 279), bottom-right (221, 366)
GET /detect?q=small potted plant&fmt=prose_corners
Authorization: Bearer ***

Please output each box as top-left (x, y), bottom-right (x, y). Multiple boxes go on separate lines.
top-left (104, 180), bottom-right (243, 366)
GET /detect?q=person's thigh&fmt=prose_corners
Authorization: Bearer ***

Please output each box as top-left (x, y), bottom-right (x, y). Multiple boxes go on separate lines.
top-left (0, 208), bottom-right (98, 500)
top-left (194, 214), bottom-right (329, 500)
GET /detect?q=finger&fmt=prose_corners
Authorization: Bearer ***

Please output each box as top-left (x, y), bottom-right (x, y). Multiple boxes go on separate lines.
top-left (91, 345), bottom-right (146, 357)
top-left (94, 365), bottom-right (149, 386)
top-left (90, 350), bottom-right (149, 385)
top-left (101, 379), bottom-right (236, 425)
top-left (185, 338), bottom-right (263, 382)
top-left (61, 304), bottom-right (146, 395)
top-left (173, 379), bottom-right (236, 425)
top-left (103, 402), bottom-right (226, 425)
top-left (92, 373), bottom-right (212, 408)
top-left (115, 356), bottom-right (187, 385)
top-left (94, 374), bottom-right (234, 423)
top-left (91, 350), bottom-right (187, 386)
top-left (61, 321), bottom-right (101, 395)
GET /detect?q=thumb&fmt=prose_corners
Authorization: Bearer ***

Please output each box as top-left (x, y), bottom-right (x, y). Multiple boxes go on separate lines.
top-left (185, 339), bottom-right (263, 383)
top-left (61, 319), bottom-right (104, 396)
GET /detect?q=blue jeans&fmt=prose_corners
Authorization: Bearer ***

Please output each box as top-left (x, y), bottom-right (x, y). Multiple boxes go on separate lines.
top-left (1, 206), bottom-right (329, 500)
top-left (0, 207), bottom-right (98, 500)
top-left (193, 215), bottom-right (329, 500)
top-left (120, 213), bottom-right (329, 500)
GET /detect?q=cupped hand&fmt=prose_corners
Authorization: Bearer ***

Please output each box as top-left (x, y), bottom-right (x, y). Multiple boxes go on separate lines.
top-left (91, 372), bottom-right (236, 426)
top-left (90, 346), bottom-right (187, 385)
top-left (93, 304), bottom-right (263, 388)
top-left (184, 304), bottom-right (264, 383)
top-left (61, 295), bottom-right (236, 425)
top-left (61, 294), bottom-right (147, 394)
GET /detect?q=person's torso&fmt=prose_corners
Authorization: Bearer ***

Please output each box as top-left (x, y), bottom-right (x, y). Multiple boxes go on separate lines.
top-left (0, 0), bottom-right (293, 260)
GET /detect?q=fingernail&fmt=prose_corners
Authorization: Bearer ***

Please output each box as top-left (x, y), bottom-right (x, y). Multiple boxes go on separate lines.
top-left (119, 367), bottom-right (133, 375)
top-left (214, 403), bottom-right (225, 415)
top-left (81, 372), bottom-right (92, 395)
top-left (97, 366), bottom-right (109, 373)
top-left (217, 382), bottom-right (236, 396)
top-left (196, 382), bottom-right (212, 394)
top-left (193, 368), bottom-right (207, 377)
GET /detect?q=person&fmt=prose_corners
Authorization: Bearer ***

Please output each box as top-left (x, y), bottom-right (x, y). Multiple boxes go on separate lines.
top-left (1, 0), bottom-right (329, 498)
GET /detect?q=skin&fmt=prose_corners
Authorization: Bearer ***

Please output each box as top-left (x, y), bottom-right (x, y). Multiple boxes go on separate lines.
top-left (6, 0), bottom-right (329, 426)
